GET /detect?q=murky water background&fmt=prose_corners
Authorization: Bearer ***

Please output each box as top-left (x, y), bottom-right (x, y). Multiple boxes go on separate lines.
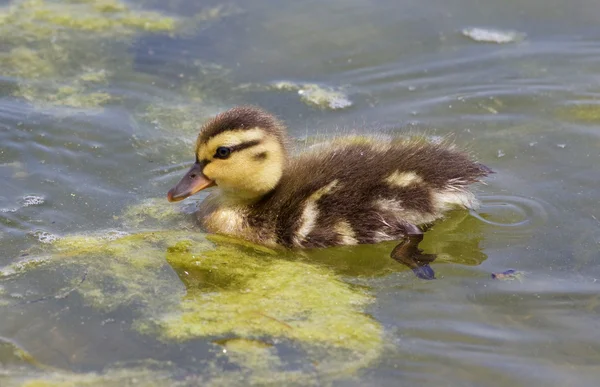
top-left (1, 0), bottom-right (600, 386)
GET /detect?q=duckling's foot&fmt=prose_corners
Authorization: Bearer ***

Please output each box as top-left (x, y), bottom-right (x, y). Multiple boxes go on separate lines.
top-left (390, 234), bottom-right (437, 280)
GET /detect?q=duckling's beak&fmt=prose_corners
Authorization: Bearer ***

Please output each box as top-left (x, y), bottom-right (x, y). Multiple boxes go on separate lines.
top-left (167, 162), bottom-right (215, 202)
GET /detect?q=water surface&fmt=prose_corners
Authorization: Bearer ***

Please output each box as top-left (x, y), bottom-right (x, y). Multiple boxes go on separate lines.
top-left (1, 0), bottom-right (599, 386)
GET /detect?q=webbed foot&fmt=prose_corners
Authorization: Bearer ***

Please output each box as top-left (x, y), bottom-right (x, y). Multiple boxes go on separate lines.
top-left (390, 233), bottom-right (437, 280)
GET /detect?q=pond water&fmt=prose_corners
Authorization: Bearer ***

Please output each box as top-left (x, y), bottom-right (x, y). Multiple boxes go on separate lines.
top-left (1, 0), bottom-right (599, 386)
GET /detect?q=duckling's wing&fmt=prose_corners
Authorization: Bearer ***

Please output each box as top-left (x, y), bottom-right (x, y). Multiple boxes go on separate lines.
top-left (255, 139), bottom-right (490, 248)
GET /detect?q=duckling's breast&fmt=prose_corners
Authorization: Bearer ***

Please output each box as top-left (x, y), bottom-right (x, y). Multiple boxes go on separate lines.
top-left (197, 195), bottom-right (278, 247)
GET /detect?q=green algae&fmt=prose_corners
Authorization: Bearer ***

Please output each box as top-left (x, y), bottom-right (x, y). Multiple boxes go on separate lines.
top-left (213, 338), bottom-right (285, 379)
top-left (205, 338), bottom-right (315, 387)
top-left (0, 0), bottom-right (235, 110)
top-left (160, 255), bottom-right (380, 348)
top-left (0, 195), bottom-right (489, 384)
top-left (2, 0), bottom-right (177, 37)
top-left (47, 231), bottom-right (195, 312)
top-left (0, 0), bottom-right (177, 108)
top-left (137, 62), bottom-right (233, 140)
top-left (238, 81), bottom-right (352, 110)
top-left (3, 224), bottom-right (383, 383)
top-left (146, 236), bottom-right (383, 380)
top-left (295, 83), bottom-right (352, 110)
top-left (0, 337), bottom-right (51, 371)
top-left (142, 103), bottom-right (221, 137)
top-left (9, 366), bottom-right (176, 387)
top-left (272, 81), bottom-right (353, 110)
top-left (558, 102), bottom-right (600, 123)
top-left (121, 198), bottom-right (191, 229)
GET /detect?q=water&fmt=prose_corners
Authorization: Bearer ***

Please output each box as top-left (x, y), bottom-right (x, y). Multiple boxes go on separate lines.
top-left (1, 0), bottom-right (600, 385)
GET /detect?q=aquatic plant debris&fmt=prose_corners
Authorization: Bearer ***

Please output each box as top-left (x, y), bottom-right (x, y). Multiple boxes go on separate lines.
top-left (142, 103), bottom-right (224, 137)
top-left (0, 285), bottom-right (7, 306)
top-left (121, 198), bottom-right (191, 229)
top-left (158, 243), bottom-right (381, 354)
top-left (31, 230), bottom-right (59, 244)
top-left (0, 0), bottom-right (178, 108)
top-left (238, 81), bottom-right (352, 110)
top-left (0, 202), bottom-right (489, 384)
top-left (2, 204), bottom-right (383, 384)
top-left (558, 103), bottom-right (600, 122)
top-left (4, 366), bottom-right (177, 387)
top-left (21, 195), bottom-right (45, 207)
top-left (461, 27), bottom-right (524, 43)
top-left (491, 269), bottom-right (525, 281)
top-left (0, 0), bottom-right (235, 110)
top-left (273, 81), bottom-right (352, 109)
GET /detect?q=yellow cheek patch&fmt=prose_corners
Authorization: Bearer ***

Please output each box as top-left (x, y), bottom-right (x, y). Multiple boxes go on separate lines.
top-left (202, 162), bottom-right (217, 178)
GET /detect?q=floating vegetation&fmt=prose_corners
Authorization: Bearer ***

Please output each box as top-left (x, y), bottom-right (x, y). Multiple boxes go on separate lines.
top-left (0, 254), bottom-right (52, 278)
top-left (30, 230), bottom-right (59, 244)
top-left (0, 0), bottom-right (235, 110)
top-left (0, 197), bottom-right (492, 384)
top-left (136, 65), bottom-right (233, 149)
top-left (239, 81), bottom-right (353, 110)
top-left (557, 103), bottom-right (600, 123)
top-left (0, 337), bottom-right (40, 371)
top-left (142, 103), bottom-right (222, 137)
top-left (2, 223), bottom-right (383, 383)
top-left (157, 238), bottom-right (381, 348)
top-left (121, 198), bottom-right (192, 229)
top-left (0, 285), bottom-right (7, 306)
top-left (491, 269), bottom-right (525, 281)
top-left (20, 195), bottom-right (45, 207)
top-left (0, 0), bottom-right (179, 108)
top-left (461, 27), bottom-right (524, 44)
top-left (272, 81), bottom-right (353, 109)
top-left (5, 366), bottom-right (176, 387)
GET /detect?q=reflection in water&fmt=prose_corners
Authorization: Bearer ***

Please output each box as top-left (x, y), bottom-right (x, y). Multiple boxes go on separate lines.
top-left (298, 209), bottom-right (489, 279)
top-left (391, 194), bottom-right (547, 279)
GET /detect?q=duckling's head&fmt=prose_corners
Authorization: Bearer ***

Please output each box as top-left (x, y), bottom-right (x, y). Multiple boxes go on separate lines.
top-left (167, 106), bottom-right (287, 203)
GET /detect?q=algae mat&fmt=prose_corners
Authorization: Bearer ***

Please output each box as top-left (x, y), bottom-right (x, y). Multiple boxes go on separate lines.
top-left (0, 196), bottom-right (491, 385)
top-left (0, 198), bottom-right (385, 385)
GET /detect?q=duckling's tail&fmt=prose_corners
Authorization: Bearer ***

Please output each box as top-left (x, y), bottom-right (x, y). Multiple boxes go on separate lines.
top-left (477, 163), bottom-right (495, 175)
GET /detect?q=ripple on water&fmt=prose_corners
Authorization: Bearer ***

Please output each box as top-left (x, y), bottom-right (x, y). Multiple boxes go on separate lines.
top-left (471, 195), bottom-right (549, 238)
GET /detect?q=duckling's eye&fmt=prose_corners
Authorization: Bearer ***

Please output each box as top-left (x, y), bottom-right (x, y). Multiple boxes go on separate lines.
top-left (214, 146), bottom-right (231, 159)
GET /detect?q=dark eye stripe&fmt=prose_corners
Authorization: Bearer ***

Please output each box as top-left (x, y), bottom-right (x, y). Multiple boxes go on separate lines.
top-left (229, 139), bottom-right (261, 153)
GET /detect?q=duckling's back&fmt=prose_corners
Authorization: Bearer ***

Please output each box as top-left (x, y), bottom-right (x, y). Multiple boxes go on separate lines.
top-left (248, 137), bottom-right (491, 249)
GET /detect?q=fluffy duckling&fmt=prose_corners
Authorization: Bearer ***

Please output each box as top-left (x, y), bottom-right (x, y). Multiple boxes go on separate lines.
top-left (167, 106), bottom-right (492, 278)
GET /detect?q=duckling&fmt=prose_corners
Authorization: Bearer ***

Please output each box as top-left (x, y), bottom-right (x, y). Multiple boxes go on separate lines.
top-left (167, 106), bottom-right (492, 279)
